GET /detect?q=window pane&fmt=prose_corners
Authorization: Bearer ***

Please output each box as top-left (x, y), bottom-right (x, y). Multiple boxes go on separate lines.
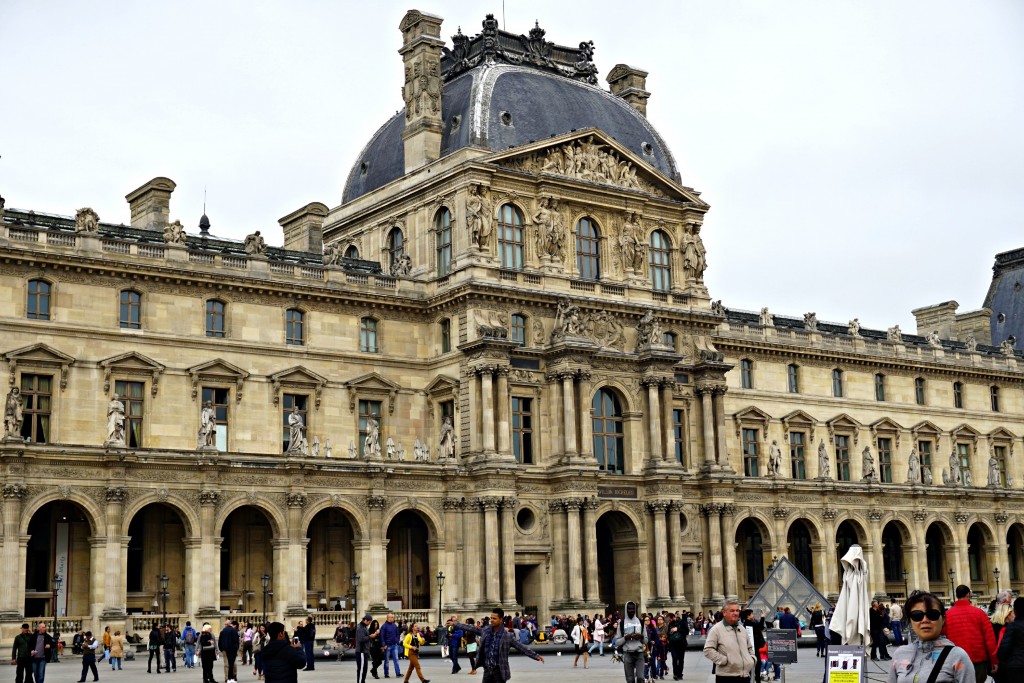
top-left (790, 432), bottom-right (805, 479)
top-left (201, 387), bottom-right (229, 451)
top-left (742, 428), bottom-right (759, 476)
top-left (498, 204), bottom-right (524, 271)
top-left (286, 309), bottom-right (305, 346)
top-left (114, 380), bottom-right (145, 447)
top-left (648, 230), bottom-right (671, 292)
top-left (120, 290), bottom-right (141, 329)
top-left (358, 400), bottom-right (382, 457)
top-left (360, 318), bottom-right (378, 353)
top-left (575, 217), bottom-right (600, 280)
top-left (206, 301), bottom-right (225, 337)
top-left (19, 373), bottom-right (53, 443)
top-left (512, 397), bottom-right (533, 464)
top-left (27, 280), bottom-right (51, 320)
top-left (436, 209), bottom-right (452, 276)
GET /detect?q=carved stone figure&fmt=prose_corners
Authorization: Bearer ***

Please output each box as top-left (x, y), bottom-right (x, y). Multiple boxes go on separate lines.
top-left (848, 318), bottom-right (861, 337)
top-left (818, 440), bottom-right (831, 479)
top-left (1000, 336), bottom-right (1016, 356)
top-left (907, 448), bottom-right (921, 484)
top-left (551, 297), bottom-right (585, 341)
top-left (466, 184), bottom-right (492, 250)
top-left (75, 207), bottom-right (100, 233)
top-left (965, 335), bottom-right (978, 352)
top-left (402, 54), bottom-right (440, 119)
top-left (681, 228), bottom-right (707, 281)
top-left (887, 325), bottom-right (903, 342)
top-left (711, 300), bottom-right (725, 316)
top-left (767, 440), bottom-right (783, 477)
top-left (533, 197), bottom-right (565, 261)
top-left (413, 438), bottom-right (422, 460)
top-left (439, 415), bottom-right (455, 459)
top-left (964, 468), bottom-right (973, 487)
top-left (923, 465), bottom-right (933, 486)
top-left (106, 394), bottom-right (126, 446)
top-left (988, 456), bottom-right (1002, 487)
top-left (618, 212), bottom-right (645, 271)
top-left (386, 437), bottom-right (396, 460)
top-left (311, 436), bottom-right (320, 458)
top-left (3, 386), bottom-right (23, 439)
top-left (364, 416), bottom-right (381, 458)
top-left (323, 243), bottom-right (341, 266)
top-left (391, 253), bottom-right (412, 277)
top-left (943, 451), bottom-right (961, 486)
top-left (927, 330), bottom-right (943, 349)
top-left (862, 446), bottom-right (876, 482)
top-left (197, 400), bottom-right (217, 450)
top-left (243, 230), bottom-right (267, 256)
top-left (635, 310), bottom-right (664, 349)
top-left (420, 441), bottom-right (431, 461)
top-left (286, 407), bottom-right (307, 455)
top-left (396, 442), bottom-right (405, 461)
top-left (348, 440), bottom-right (357, 458)
top-left (803, 312), bottom-right (818, 332)
top-left (162, 219), bottom-right (187, 245)
top-left (759, 307), bottom-right (774, 327)
top-left (324, 438), bottom-right (332, 457)
top-left (529, 136), bottom-right (647, 191)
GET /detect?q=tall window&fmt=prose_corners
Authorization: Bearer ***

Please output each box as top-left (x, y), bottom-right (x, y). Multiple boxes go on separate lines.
top-left (593, 389), bottom-right (624, 474)
top-left (114, 380), bottom-right (144, 448)
top-left (740, 360), bottom-right (753, 389)
top-left (435, 208), bottom-right (452, 276)
top-left (512, 397), bottom-right (533, 464)
top-left (358, 400), bottom-right (382, 457)
top-left (832, 369), bottom-right (844, 398)
top-left (787, 364), bottom-right (800, 394)
top-left (875, 373), bottom-right (886, 401)
top-left (663, 331), bottom-right (676, 350)
top-left (440, 318), bottom-right (451, 353)
top-left (742, 428), bottom-right (760, 477)
top-left (27, 279), bottom-right (51, 320)
top-left (282, 394), bottom-right (308, 452)
top-left (835, 435), bottom-right (851, 481)
top-left (790, 431), bottom-right (806, 479)
top-left (344, 245), bottom-right (360, 259)
top-left (360, 317), bottom-right (378, 353)
top-left (957, 443), bottom-right (971, 478)
top-left (878, 437), bottom-right (893, 483)
top-left (510, 314), bottom-right (526, 346)
top-left (201, 387), bottom-right (229, 451)
top-left (991, 386), bottom-right (1000, 412)
top-left (206, 300), bottom-right (226, 338)
top-left (497, 204), bottom-right (524, 271)
top-left (993, 445), bottom-right (1008, 486)
top-left (918, 440), bottom-right (933, 473)
top-left (953, 381), bottom-right (963, 409)
top-left (20, 374), bottom-right (52, 443)
top-left (119, 290), bottom-right (141, 329)
top-left (576, 217), bottom-right (600, 280)
top-left (673, 409), bottom-right (685, 464)
top-left (387, 227), bottom-right (405, 275)
top-left (915, 377), bottom-right (926, 405)
top-left (286, 309), bottom-right (305, 346)
top-left (648, 230), bottom-right (672, 292)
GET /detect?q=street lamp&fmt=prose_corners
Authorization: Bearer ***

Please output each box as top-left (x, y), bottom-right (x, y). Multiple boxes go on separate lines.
top-left (51, 573), bottom-right (62, 662)
top-left (902, 569), bottom-right (909, 598)
top-left (436, 571), bottom-right (445, 630)
top-left (766, 556), bottom-right (779, 575)
top-left (262, 574), bottom-right (271, 625)
top-left (160, 574), bottom-right (169, 628)
top-left (994, 566), bottom-right (1001, 594)
top-left (351, 573), bottom-right (360, 617)
top-left (947, 568), bottom-right (955, 602)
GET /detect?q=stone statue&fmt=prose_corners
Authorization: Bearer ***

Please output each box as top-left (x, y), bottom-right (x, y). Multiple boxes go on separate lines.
top-left (466, 184), bottom-right (492, 250)
top-left (711, 300), bottom-right (725, 316)
top-left (964, 468), bottom-right (973, 487)
top-left (552, 297), bottom-right (584, 341)
top-left (965, 335), bottom-right (978, 352)
top-left (988, 455), bottom-right (1001, 487)
top-left (391, 253), bottom-right (412, 277)
top-left (887, 325), bottom-right (902, 343)
top-left (243, 230), bottom-right (268, 256)
top-left (106, 393), bottom-right (126, 446)
top-left (311, 435), bottom-right (320, 458)
top-left (348, 440), bottom-right (356, 458)
top-left (162, 219), bottom-right (186, 245)
top-left (439, 415), bottom-right (455, 459)
top-left (681, 228), bottom-right (707, 281)
top-left (927, 330), bottom-right (943, 349)
top-left (923, 465), bottom-right (933, 485)
top-left (323, 243), bottom-right (341, 266)
top-left (396, 442), bottom-right (406, 461)
top-left (907, 448), bottom-right (920, 484)
top-left (4, 386), bottom-right (23, 439)
top-left (74, 207), bottom-right (100, 233)
top-left (817, 440), bottom-right (831, 479)
top-left (363, 416), bottom-right (381, 458)
top-left (413, 438), bottom-right (422, 460)
top-left (286, 407), bottom-right (307, 454)
top-left (767, 440), bottom-right (783, 477)
top-left (1000, 336), bottom-right (1016, 356)
top-left (533, 197), bottom-right (565, 260)
top-left (861, 446), bottom-right (876, 482)
top-left (759, 307), bottom-right (774, 327)
top-left (385, 437), bottom-right (396, 460)
top-left (635, 310), bottom-right (664, 349)
top-left (197, 400), bottom-right (217, 450)
top-left (848, 318), bottom-right (861, 337)
top-left (943, 451), bottom-right (961, 486)
top-left (421, 441), bottom-right (431, 461)
top-left (324, 438), bottom-right (332, 457)
top-left (803, 312), bottom-right (818, 332)
top-left (618, 212), bottom-right (645, 271)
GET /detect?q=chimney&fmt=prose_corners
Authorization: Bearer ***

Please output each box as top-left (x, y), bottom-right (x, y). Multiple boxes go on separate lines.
top-left (279, 202), bottom-right (329, 254)
top-left (125, 177), bottom-right (176, 230)
top-left (912, 300), bottom-right (959, 340)
top-left (607, 64), bottom-right (651, 117)
top-left (399, 10), bottom-right (445, 173)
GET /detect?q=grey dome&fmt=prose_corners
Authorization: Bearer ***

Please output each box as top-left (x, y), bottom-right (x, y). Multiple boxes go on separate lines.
top-left (343, 64), bottom-right (680, 203)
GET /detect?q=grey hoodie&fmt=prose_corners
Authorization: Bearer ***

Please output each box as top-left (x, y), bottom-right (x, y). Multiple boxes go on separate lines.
top-left (615, 601), bottom-right (646, 653)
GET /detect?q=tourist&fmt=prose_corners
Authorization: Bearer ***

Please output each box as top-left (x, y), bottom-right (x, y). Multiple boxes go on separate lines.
top-left (945, 585), bottom-right (998, 683)
top-left (252, 623), bottom-right (267, 679)
top-left (614, 601), bottom-right (646, 683)
top-left (198, 624), bottom-right (216, 683)
top-left (148, 622), bottom-right (163, 673)
top-left (447, 615), bottom-right (464, 674)
top-left (886, 590), bottom-right (973, 683)
top-left (667, 611), bottom-right (689, 681)
top-left (996, 596), bottom-right (1024, 681)
top-left (702, 600), bottom-right (756, 683)
top-left (217, 620), bottom-right (240, 682)
top-left (11, 623), bottom-right (34, 683)
top-left (162, 625), bottom-right (177, 673)
top-left (354, 613), bottom-right (372, 683)
top-left (381, 613), bottom-right (401, 679)
top-left (810, 602), bottom-right (827, 656)
top-left (108, 630), bottom-right (125, 671)
top-left (182, 621), bottom-right (198, 669)
top-left (463, 618), bottom-right (479, 674)
top-left (400, 623), bottom-right (428, 683)
top-left (870, 601), bottom-right (891, 661)
top-left (261, 622), bottom-right (305, 683)
top-left (456, 608), bottom-right (544, 683)
top-left (77, 631), bottom-right (100, 683)
top-left (588, 614), bottom-right (605, 657)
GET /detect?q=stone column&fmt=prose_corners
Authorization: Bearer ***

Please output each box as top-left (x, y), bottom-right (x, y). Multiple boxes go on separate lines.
top-left (661, 381), bottom-right (676, 462)
top-left (468, 370), bottom-right (481, 453)
top-left (565, 499), bottom-right (583, 602)
top-left (183, 538), bottom-right (203, 616)
top-left (995, 511), bottom-right (1010, 589)
top-left (365, 495), bottom-right (388, 609)
top-left (548, 501), bottom-right (567, 602)
top-left (284, 493), bottom-right (308, 616)
top-left (577, 371), bottom-right (594, 460)
top-left (442, 498), bottom-right (462, 607)
top-left (699, 389), bottom-right (716, 469)
top-left (645, 379), bottom-right (662, 461)
top-left (562, 373), bottom-right (577, 457)
top-left (101, 486), bottom-right (129, 619)
top-left (910, 512), bottom-right (928, 595)
top-left (868, 511), bottom-right (886, 599)
top-left (721, 504), bottom-right (738, 601)
top-left (667, 503), bottom-right (685, 601)
top-left (582, 499), bottom-right (599, 603)
top-left (495, 367), bottom-right (511, 456)
top-left (545, 374), bottom-right (563, 460)
top-left (481, 369), bottom-right (496, 453)
top-left (952, 513), bottom-right (970, 592)
top-left (649, 502), bottom-right (670, 600)
top-left (482, 498), bottom-right (501, 602)
top-left (713, 388), bottom-right (730, 469)
top-left (195, 491), bottom-right (221, 615)
top-left (702, 504), bottom-right (724, 602)
top-left (822, 510), bottom-right (839, 595)
top-left (0, 484), bottom-right (27, 618)
top-left (500, 498), bottom-right (517, 605)
top-left (463, 500), bottom-right (482, 607)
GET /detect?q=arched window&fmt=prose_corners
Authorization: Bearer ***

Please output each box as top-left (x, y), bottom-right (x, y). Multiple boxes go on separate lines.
top-left (510, 314), bottom-right (527, 346)
top-left (593, 389), bottom-right (624, 474)
top-left (648, 230), bottom-right (671, 291)
top-left (27, 279), bottom-right (51, 320)
top-left (439, 318), bottom-right (451, 353)
top-left (387, 227), bottom-right (405, 275)
top-left (576, 217), bottom-right (600, 280)
top-left (360, 317), bottom-right (378, 353)
top-left (344, 245), bottom-right (360, 259)
top-left (497, 204), bottom-right (524, 271)
top-left (435, 208), bottom-right (452, 276)
top-left (205, 300), bottom-right (226, 338)
top-left (286, 309), bottom-right (305, 346)
top-left (119, 289), bottom-right (142, 329)
top-left (788, 521), bottom-right (814, 582)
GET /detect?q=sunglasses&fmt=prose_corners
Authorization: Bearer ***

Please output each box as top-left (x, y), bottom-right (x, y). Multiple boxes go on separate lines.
top-left (909, 609), bottom-right (942, 622)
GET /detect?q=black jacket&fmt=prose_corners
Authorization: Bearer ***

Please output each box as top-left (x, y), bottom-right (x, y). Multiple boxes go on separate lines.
top-left (218, 626), bottom-right (240, 653)
top-left (163, 631), bottom-right (177, 650)
top-left (668, 618), bottom-right (689, 648)
top-left (261, 638), bottom-right (306, 683)
top-left (997, 619), bottom-right (1024, 671)
top-left (149, 628), bottom-right (163, 649)
top-left (354, 623), bottom-right (370, 654)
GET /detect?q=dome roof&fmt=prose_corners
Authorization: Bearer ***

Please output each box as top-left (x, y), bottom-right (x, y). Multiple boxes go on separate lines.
top-left (343, 63), bottom-right (680, 203)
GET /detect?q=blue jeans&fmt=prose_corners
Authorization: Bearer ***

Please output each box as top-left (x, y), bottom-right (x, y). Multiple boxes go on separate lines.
top-left (449, 641), bottom-right (461, 672)
top-left (32, 658), bottom-right (47, 683)
top-left (302, 641), bottom-right (314, 669)
top-left (588, 640), bottom-right (604, 655)
top-left (384, 644), bottom-right (401, 676)
top-left (891, 621), bottom-right (903, 645)
top-left (184, 643), bottom-right (196, 668)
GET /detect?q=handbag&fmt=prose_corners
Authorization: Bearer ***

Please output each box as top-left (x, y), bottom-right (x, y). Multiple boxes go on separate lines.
top-left (466, 642), bottom-right (477, 654)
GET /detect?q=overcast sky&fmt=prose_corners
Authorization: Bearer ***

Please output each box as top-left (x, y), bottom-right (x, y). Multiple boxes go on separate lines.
top-left (2, 1), bottom-right (1022, 331)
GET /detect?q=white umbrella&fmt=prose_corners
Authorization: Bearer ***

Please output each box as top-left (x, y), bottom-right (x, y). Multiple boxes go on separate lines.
top-left (829, 544), bottom-right (870, 645)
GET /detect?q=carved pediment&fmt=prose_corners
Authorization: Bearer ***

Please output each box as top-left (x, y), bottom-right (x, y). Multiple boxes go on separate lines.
top-left (344, 372), bottom-right (402, 414)
top-left (988, 426), bottom-right (1017, 441)
top-left (781, 409), bottom-right (816, 427)
top-left (3, 343), bottom-right (75, 391)
top-left (733, 406), bottom-right (771, 439)
top-left (269, 366), bottom-right (328, 410)
top-left (870, 418), bottom-right (904, 449)
top-left (424, 375), bottom-right (459, 396)
top-left (826, 413), bottom-right (862, 444)
top-left (99, 351), bottom-right (166, 397)
top-left (188, 358), bottom-right (249, 402)
top-left (911, 420), bottom-right (942, 438)
top-left (951, 423), bottom-right (980, 441)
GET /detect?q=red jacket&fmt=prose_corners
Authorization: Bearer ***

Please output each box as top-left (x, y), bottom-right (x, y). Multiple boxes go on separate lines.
top-left (943, 599), bottom-right (997, 665)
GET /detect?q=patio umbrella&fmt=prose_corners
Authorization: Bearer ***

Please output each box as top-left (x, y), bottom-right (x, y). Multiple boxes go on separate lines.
top-left (829, 544), bottom-right (870, 645)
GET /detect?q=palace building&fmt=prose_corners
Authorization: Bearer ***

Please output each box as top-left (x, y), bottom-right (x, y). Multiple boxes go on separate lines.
top-left (0, 9), bottom-right (1022, 641)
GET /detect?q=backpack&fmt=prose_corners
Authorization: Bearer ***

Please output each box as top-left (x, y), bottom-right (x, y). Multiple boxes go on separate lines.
top-left (183, 628), bottom-right (195, 645)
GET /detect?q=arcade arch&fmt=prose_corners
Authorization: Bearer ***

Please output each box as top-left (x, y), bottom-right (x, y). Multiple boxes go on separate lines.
top-left (596, 510), bottom-right (640, 611)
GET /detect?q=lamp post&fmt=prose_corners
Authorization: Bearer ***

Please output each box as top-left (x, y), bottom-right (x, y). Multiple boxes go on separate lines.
top-left (160, 574), bottom-right (169, 628)
top-left (947, 568), bottom-right (955, 602)
top-left (766, 556), bottom-right (778, 576)
top-left (262, 573), bottom-right (270, 625)
top-left (51, 573), bottom-right (62, 662)
top-left (902, 569), bottom-right (909, 599)
top-left (994, 566), bottom-right (1001, 594)
top-left (436, 571), bottom-right (445, 630)
top-left (351, 573), bottom-right (360, 618)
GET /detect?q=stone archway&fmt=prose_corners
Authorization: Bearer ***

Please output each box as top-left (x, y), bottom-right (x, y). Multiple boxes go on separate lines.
top-left (967, 522), bottom-right (993, 591)
top-left (24, 501), bottom-right (94, 619)
top-left (596, 510), bottom-right (641, 611)
top-left (735, 518), bottom-right (769, 600)
top-left (881, 521), bottom-right (910, 597)
top-left (386, 510), bottom-right (431, 609)
top-left (836, 520), bottom-right (862, 580)
top-left (925, 521), bottom-right (955, 596)
top-left (787, 519), bottom-right (815, 584)
top-left (306, 508), bottom-right (358, 610)
top-left (125, 503), bottom-right (189, 614)
top-left (1008, 523), bottom-right (1024, 595)
top-left (220, 506), bottom-right (275, 612)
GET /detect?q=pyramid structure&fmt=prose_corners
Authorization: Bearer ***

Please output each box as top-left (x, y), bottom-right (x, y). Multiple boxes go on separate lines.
top-left (745, 556), bottom-right (832, 627)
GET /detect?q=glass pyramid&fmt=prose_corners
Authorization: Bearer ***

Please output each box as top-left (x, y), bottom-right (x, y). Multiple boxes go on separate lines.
top-left (745, 555), bottom-right (832, 627)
